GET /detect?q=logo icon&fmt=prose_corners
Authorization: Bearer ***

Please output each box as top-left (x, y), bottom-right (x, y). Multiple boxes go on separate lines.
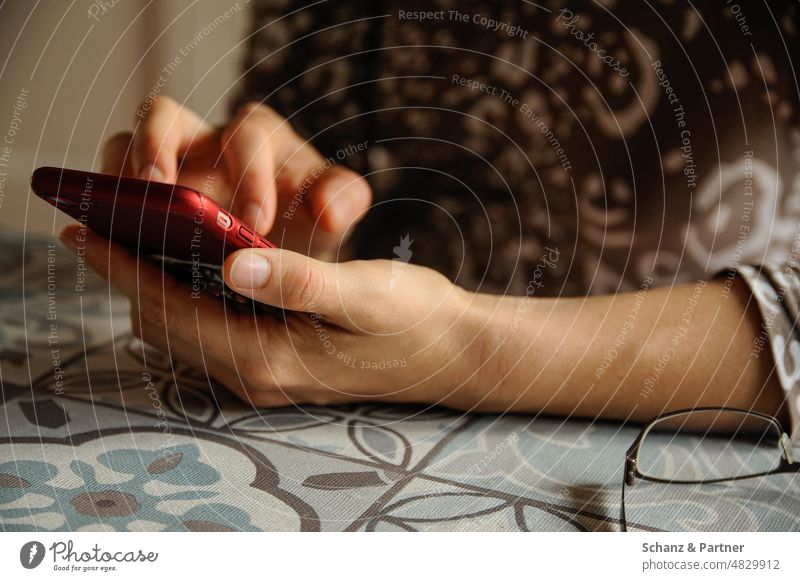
top-left (390, 234), bottom-right (413, 290)
top-left (20, 541), bottom-right (46, 569)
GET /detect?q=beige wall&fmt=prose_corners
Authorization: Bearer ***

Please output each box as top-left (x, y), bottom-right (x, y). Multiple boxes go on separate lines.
top-left (0, 0), bottom-right (252, 237)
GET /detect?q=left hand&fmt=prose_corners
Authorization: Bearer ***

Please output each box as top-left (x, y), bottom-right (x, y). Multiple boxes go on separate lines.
top-left (59, 224), bottom-right (487, 409)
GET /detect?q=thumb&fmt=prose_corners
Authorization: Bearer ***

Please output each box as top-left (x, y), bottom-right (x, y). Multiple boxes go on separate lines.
top-left (223, 248), bottom-right (361, 318)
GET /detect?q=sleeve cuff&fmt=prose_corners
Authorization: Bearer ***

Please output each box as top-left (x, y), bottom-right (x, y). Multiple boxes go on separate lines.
top-left (729, 264), bottom-right (800, 441)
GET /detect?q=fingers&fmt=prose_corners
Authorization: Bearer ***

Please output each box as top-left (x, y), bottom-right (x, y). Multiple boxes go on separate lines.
top-left (305, 164), bottom-right (372, 236)
top-left (57, 224), bottom-right (235, 356)
top-left (101, 132), bottom-right (136, 177)
top-left (122, 96), bottom-right (372, 253)
top-left (57, 225), bottom-right (355, 408)
top-left (133, 313), bottom-right (258, 404)
top-left (131, 95), bottom-right (214, 182)
top-left (220, 105), bottom-right (281, 234)
top-left (134, 307), bottom-right (347, 408)
top-left (222, 247), bottom-right (372, 321)
top-left (222, 102), bottom-right (372, 238)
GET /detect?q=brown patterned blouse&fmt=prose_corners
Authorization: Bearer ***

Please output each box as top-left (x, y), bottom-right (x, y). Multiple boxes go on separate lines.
top-left (233, 0), bottom-right (800, 437)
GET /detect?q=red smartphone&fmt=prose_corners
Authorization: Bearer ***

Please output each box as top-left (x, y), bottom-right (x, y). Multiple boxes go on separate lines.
top-left (31, 166), bottom-right (276, 307)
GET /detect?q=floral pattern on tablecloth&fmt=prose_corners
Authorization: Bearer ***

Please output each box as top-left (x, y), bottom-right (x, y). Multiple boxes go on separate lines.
top-left (1, 235), bottom-right (798, 531)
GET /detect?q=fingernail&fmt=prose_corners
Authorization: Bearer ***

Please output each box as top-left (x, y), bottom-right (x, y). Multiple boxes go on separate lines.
top-left (229, 253), bottom-right (270, 289)
top-left (328, 197), bottom-right (353, 232)
top-left (140, 164), bottom-right (165, 182)
top-left (242, 202), bottom-right (262, 231)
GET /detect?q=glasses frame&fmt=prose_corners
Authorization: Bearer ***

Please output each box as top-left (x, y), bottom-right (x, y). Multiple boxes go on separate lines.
top-left (620, 407), bottom-right (798, 532)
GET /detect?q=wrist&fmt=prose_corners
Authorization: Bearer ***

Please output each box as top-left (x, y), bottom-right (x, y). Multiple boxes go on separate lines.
top-left (444, 290), bottom-right (547, 412)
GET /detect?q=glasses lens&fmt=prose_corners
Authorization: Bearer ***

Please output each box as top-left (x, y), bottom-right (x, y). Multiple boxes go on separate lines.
top-left (636, 410), bottom-right (782, 483)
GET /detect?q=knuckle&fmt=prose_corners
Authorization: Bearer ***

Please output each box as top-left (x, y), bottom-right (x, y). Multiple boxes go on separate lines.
top-left (135, 95), bottom-right (172, 123)
top-left (139, 94), bottom-right (175, 115)
top-left (350, 175), bottom-right (372, 208)
top-left (221, 116), bottom-right (271, 150)
top-left (137, 296), bottom-right (168, 328)
top-left (332, 166), bottom-right (371, 195)
top-left (346, 170), bottom-right (371, 194)
top-left (237, 100), bottom-right (283, 122)
top-left (355, 260), bottom-right (392, 301)
top-left (233, 101), bottom-right (288, 137)
top-left (321, 170), bottom-right (372, 224)
top-left (290, 264), bottom-right (327, 311)
top-left (237, 100), bottom-right (266, 117)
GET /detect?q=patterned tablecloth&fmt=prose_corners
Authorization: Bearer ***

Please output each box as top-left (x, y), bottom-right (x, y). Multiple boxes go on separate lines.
top-left (1, 233), bottom-right (798, 532)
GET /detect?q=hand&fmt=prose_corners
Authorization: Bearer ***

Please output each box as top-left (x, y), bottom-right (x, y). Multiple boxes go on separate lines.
top-left (102, 96), bottom-right (371, 259)
top-left (59, 224), bottom-right (490, 410)
top-left (60, 226), bottom-right (785, 423)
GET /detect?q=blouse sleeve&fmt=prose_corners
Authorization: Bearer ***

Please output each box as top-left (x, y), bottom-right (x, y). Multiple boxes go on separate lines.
top-left (730, 263), bottom-right (800, 441)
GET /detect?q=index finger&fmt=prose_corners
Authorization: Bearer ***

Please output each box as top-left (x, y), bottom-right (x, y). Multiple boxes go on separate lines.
top-left (221, 102), bottom-right (329, 235)
top-left (132, 95), bottom-right (215, 182)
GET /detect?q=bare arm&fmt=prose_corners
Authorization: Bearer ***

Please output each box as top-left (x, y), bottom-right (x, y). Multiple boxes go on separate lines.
top-left (468, 277), bottom-right (785, 423)
top-left (67, 220), bottom-right (786, 427)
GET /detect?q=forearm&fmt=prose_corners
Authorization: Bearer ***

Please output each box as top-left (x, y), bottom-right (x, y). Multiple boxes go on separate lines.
top-left (466, 278), bottom-right (785, 423)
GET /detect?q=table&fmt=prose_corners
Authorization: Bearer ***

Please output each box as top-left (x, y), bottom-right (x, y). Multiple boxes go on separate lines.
top-left (2, 233), bottom-right (797, 531)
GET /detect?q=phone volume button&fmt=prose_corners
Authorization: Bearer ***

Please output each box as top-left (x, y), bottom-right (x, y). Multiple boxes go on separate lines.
top-left (238, 225), bottom-right (255, 244)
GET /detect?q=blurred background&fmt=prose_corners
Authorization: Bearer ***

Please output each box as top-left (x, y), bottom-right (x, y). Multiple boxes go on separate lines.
top-left (0, 1), bottom-right (252, 237)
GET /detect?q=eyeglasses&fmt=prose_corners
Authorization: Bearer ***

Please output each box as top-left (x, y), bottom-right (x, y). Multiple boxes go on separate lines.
top-left (620, 407), bottom-right (799, 532)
